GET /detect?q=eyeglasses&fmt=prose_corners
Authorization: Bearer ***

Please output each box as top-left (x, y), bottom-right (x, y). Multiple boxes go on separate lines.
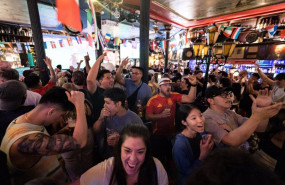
top-left (219, 91), bottom-right (233, 98)
top-left (131, 72), bottom-right (141, 75)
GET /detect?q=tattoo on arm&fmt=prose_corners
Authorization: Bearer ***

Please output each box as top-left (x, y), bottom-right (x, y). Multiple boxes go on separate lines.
top-left (17, 134), bottom-right (80, 155)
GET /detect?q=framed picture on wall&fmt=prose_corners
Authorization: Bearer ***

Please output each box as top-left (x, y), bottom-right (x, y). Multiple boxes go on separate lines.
top-left (229, 47), bottom-right (245, 59)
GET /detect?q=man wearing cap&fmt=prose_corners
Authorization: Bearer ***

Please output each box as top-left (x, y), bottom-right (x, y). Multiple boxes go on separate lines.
top-left (203, 85), bottom-right (282, 149)
top-left (145, 76), bottom-right (197, 170)
top-left (115, 57), bottom-right (152, 114)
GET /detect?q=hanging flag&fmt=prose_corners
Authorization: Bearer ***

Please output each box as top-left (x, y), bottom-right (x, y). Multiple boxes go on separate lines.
top-left (207, 25), bottom-right (217, 32)
top-left (59, 40), bottom-right (64, 47)
top-left (266, 25), bottom-right (278, 38)
top-left (122, 39), bottom-right (126, 44)
top-left (150, 41), bottom-right (157, 51)
top-left (25, 43), bottom-right (30, 51)
top-left (230, 27), bottom-right (242, 40)
top-left (87, 9), bottom-right (93, 47)
top-left (67, 38), bottom-right (73, 46)
top-left (7, 42), bottom-right (13, 49)
top-left (280, 30), bottom-right (285, 40)
top-left (105, 33), bottom-right (111, 42)
top-left (114, 37), bottom-right (121, 46)
top-left (223, 26), bottom-right (233, 38)
top-left (50, 41), bottom-right (56, 48)
top-left (98, 30), bottom-right (108, 48)
top-left (160, 40), bottom-right (166, 50)
top-left (0, 42), bottom-right (6, 49)
top-left (89, 0), bottom-right (99, 50)
top-left (83, 34), bottom-right (88, 41)
top-left (16, 43), bottom-right (23, 51)
top-left (75, 36), bottom-right (82, 44)
top-left (217, 25), bottom-right (225, 33)
top-left (43, 42), bottom-right (47, 49)
top-left (56, 0), bottom-right (82, 32)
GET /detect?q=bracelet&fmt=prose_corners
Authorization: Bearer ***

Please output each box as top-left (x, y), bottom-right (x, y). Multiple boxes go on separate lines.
top-left (191, 84), bottom-right (197, 87)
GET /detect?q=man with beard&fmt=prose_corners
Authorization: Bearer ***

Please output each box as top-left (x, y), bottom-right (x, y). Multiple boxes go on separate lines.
top-left (145, 76), bottom-right (197, 172)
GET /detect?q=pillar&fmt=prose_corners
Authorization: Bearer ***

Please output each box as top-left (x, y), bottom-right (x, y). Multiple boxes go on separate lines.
top-left (140, 0), bottom-right (150, 83)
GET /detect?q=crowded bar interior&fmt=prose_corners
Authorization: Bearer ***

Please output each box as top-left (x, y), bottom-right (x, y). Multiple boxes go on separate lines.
top-left (0, 0), bottom-right (284, 185)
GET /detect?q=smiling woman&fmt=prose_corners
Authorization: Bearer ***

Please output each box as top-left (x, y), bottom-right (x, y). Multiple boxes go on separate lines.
top-left (79, 124), bottom-right (168, 185)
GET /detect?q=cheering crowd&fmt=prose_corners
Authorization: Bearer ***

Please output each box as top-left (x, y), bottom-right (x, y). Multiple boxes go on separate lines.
top-left (0, 54), bottom-right (284, 185)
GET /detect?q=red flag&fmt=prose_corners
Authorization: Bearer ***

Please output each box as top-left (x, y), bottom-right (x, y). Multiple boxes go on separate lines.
top-left (57, 0), bottom-right (82, 32)
top-left (50, 41), bottom-right (56, 48)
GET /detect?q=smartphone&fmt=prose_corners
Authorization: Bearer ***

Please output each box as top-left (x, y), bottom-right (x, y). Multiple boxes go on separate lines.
top-left (202, 134), bottom-right (209, 144)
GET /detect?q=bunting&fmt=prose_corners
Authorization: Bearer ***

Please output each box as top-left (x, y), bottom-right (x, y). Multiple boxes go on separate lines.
top-left (50, 41), bottom-right (56, 48)
top-left (150, 41), bottom-right (157, 51)
top-left (67, 38), bottom-right (73, 46)
top-left (87, 9), bottom-right (93, 47)
top-left (266, 25), bottom-right (278, 38)
top-left (89, 0), bottom-right (99, 50)
top-left (217, 25), bottom-right (225, 33)
top-left (207, 25), bottom-right (217, 32)
top-left (57, 0), bottom-right (82, 32)
top-left (223, 27), bottom-right (233, 38)
top-left (105, 33), bottom-right (111, 42)
top-left (75, 36), bottom-right (82, 44)
top-left (59, 40), bottom-right (64, 47)
top-left (230, 27), bottom-right (242, 40)
top-left (7, 42), bottom-right (13, 49)
top-left (43, 42), bottom-right (47, 49)
top-left (160, 40), bottom-right (166, 50)
top-left (0, 42), bottom-right (6, 49)
top-left (114, 37), bottom-right (121, 46)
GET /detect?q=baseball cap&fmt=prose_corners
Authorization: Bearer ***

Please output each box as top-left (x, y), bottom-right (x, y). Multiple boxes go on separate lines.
top-left (158, 77), bottom-right (173, 86)
top-left (0, 80), bottom-right (27, 110)
top-left (205, 85), bottom-right (233, 99)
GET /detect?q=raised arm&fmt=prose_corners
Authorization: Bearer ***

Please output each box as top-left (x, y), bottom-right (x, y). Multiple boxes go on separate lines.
top-left (182, 75), bottom-right (197, 103)
top-left (256, 64), bottom-right (275, 86)
top-left (93, 107), bottom-right (110, 133)
top-left (84, 53), bottom-right (91, 74)
top-left (221, 90), bottom-right (282, 147)
top-left (66, 90), bottom-right (88, 148)
top-left (115, 57), bottom-right (129, 85)
top-left (43, 57), bottom-right (56, 82)
top-left (77, 60), bottom-right (83, 71)
top-left (86, 53), bottom-right (106, 94)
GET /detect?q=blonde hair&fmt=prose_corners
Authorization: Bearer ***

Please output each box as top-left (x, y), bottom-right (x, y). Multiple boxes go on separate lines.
top-left (62, 83), bottom-right (76, 91)
top-left (57, 77), bottom-right (68, 87)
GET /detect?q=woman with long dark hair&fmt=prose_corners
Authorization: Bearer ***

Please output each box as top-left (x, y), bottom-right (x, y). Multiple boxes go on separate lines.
top-left (80, 124), bottom-right (168, 185)
top-left (172, 104), bottom-right (214, 185)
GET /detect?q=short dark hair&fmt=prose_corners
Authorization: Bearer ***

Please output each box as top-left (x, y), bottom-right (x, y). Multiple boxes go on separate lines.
top-left (219, 77), bottom-right (232, 88)
top-left (104, 88), bottom-right (126, 107)
top-left (39, 86), bottom-right (74, 111)
top-left (72, 71), bottom-right (86, 86)
top-left (184, 68), bottom-right (191, 75)
top-left (275, 73), bottom-right (285, 81)
top-left (110, 124), bottom-right (158, 185)
top-left (0, 68), bottom-right (19, 80)
top-left (132, 66), bottom-right (144, 74)
top-left (56, 64), bottom-right (62, 70)
top-left (24, 73), bottom-right (40, 88)
top-left (194, 70), bottom-right (203, 75)
top-left (252, 73), bottom-right (260, 79)
top-left (97, 70), bottom-right (111, 81)
top-left (187, 148), bottom-right (283, 185)
top-left (182, 77), bottom-right (191, 88)
top-left (218, 71), bottom-right (228, 78)
top-left (23, 70), bottom-right (34, 78)
top-left (208, 74), bottom-right (217, 83)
